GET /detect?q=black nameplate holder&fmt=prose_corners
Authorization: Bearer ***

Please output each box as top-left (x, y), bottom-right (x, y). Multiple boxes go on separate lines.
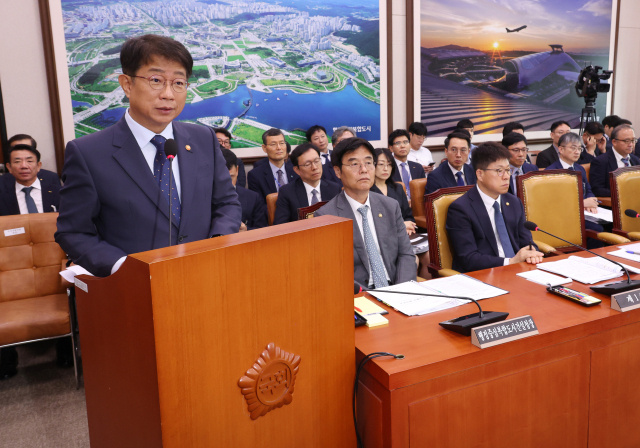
top-left (611, 288), bottom-right (640, 312)
top-left (471, 315), bottom-right (538, 349)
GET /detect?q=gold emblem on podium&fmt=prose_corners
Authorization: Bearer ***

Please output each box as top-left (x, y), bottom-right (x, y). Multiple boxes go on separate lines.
top-left (238, 343), bottom-right (301, 420)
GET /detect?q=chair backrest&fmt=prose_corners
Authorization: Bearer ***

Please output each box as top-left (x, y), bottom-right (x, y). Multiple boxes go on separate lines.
top-left (266, 193), bottom-right (278, 226)
top-left (425, 186), bottom-right (473, 271)
top-left (610, 166), bottom-right (640, 234)
top-left (298, 201), bottom-right (328, 220)
top-left (516, 169), bottom-right (585, 251)
top-left (0, 213), bottom-right (66, 303)
top-left (581, 163), bottom-right (591, 183)
top-left (396, 181), bottom-right (406, 194)
top-left (410, 178), bottom-right (427, 219)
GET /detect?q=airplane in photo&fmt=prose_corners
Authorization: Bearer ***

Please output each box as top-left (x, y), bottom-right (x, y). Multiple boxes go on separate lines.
top-left (506, 25), bottom-right (527, 33)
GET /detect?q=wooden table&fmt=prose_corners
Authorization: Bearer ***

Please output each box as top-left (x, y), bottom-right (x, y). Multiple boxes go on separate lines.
top-left (355, 244), bottom-right (640, 448)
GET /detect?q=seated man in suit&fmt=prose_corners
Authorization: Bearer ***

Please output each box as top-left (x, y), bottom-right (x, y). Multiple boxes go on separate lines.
top-left (222, 148), bottom-right (267, 230)
top-left (308, 124), bottom-right (341, 185)
top-left (331, 126), bottom-right (356, 147)
top-left (590, 124), bottom-right (640, 197)
top-left (446, 142), bottom-right (544, 273)
top-left (578, 121), bottom-right (606, 164)
top-left (536, 121), bottom-right (570, 168)
top-left (315, 137), bottom-right (416, 288)
top-left (547, 132), bottom-right (604, 248)
top-left (502, 132), bottom-right (538, 195)
top-left (248, 128), bottom-right (299, 201)
top-left (424, 131), bottom-right (477, 196)
top-left (602, 115), bottom-right (621, 152)
top-left (388, 129), bottom-right (426, 201)
top-left (456, 119), bottom-right (477, 163)
top-left (214, 128), bottom-right (246, 188)
top-left (4, 134), bottom-right (61, 187)
top-left (273, 143), bottom-right (341, 225)
top-left (0, 143), bottom-right (68, 380)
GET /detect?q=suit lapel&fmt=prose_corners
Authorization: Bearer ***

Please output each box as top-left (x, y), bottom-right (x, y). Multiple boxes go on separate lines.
top-left (294, 178), bottom-right (309, 207)
top-left (174, 123), bottom-right (194, 231)
top-left (444, 162), bottom-right (457, 187)
top-left (337, 193), bottom-right (369, 277)
top-left (501, 195), bottom-right (519, 252)
top-left (469, 187), bottom-right (500, 256)
top-left (41, 182), bottom-right (54, 212)
top-left (319, 180), bottom-right (333, 200)
top-left (264, 163), bottom-right (278, 194)
top-left (0, 191), bottom-right (20, 216)
top-left (608, 150), bottom-right (618, 172)
top-left (111, 118), bottom-right (174, 226)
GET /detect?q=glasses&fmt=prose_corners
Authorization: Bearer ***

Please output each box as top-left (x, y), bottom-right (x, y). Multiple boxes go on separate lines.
top-left (553, 130), bottom-right (570, 135)
top-left (132, 75), bottom-right (190, 93)
top-left (267, 142), bottom-right (287, 149)
top-left (376, 163), bottom-right (393, 168)
top-left (509, 147), bottom-right (529, 154)
top-left (412, 134), bottom-right (426, 141)
top-left (447, 148), bottom-right (469, 155)
top-left (614, 138), bottom-right (639, 146)
top-left (561, 145), bottom-right (582, 152)
top-left (483, 168), bottom-right (512, 177)
top-left (299, 159), bottom-right (322, 169)
top-left (393, 140), bottom-right (410, 147)
top-left (343, 161), bottom-right (375, 171)
top-left (218, 139), bottom-right (230, 146)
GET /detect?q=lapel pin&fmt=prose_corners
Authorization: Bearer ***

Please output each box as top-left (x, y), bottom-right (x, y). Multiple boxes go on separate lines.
top-left (185, 145), bottom-right (191, 151)
top-left (506, 202), bottom-right (510, 206)
top-left (379, 213), bottom-right (382, 218)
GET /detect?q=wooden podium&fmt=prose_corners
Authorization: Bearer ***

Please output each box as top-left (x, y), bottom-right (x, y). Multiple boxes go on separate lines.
top-left (74, 216), bottom-right (355, 448)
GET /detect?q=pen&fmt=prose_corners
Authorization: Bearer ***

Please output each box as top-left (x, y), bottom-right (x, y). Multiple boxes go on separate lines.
top-left (626, 251), bottom-right (640, 256)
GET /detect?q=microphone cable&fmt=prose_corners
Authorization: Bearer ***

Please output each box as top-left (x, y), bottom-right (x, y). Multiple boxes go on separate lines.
top-left (353, 351), bottom-right (404, 448)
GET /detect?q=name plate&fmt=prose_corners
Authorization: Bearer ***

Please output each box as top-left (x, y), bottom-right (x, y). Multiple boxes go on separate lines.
top-left (471, 315), bottom-right (538, 349)
top-left (611, 288), bottom-right (640, 312)
top-left (4, 227), bottom-right (25, 237)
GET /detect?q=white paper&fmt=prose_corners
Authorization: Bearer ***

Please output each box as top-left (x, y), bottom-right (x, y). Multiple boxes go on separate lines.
top-left (421, 274), bottom-right (509, 300)
top-left (608, 250), bottom-right (640, 263)
top-left (578, 255), bottom-right (640, 275)
top-left (619, 243), bottom-right (640, 252)
top-left (536, 256), bottom-right (622, 284)
top-left (4, 227), bottom-right (25, 237)
top-left (517, 270), bottom-right (572, 286)
top-left (583, 207), bottom-right (613, 223)
top-left (60, 265), bottom-right (94, 283)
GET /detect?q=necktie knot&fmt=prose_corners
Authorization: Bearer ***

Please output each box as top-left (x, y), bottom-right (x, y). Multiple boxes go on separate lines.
top-left (455, 171), bottom-right (464, 186)
top-left (492, 201), bottom-right (500, 213)
top-left (357, 205), bottom-right (369, 218)
top-left (622, 157), bottom-right (630, 167)
top-left (311, 189), bottom-right (319, 205)
top-left (22, 186), bottom-right (34, 194)
top-left (151, 135), bottom-right (167, 153)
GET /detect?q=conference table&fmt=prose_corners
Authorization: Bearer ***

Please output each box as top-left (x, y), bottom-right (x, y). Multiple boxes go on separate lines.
top-left (355, 243), bottom-right (640, 448)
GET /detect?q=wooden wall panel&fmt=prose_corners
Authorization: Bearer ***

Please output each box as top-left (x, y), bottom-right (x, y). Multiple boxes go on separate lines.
top-left (407, 355), bottom-right (588, 448)
top-left (589, 336), bottom-right (640, 448)
top-left (357, 381), bottom-right (384, 448)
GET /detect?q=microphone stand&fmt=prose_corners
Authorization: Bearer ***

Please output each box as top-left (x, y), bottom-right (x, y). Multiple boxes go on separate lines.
top-left (168, 156), bottom-right (174, 247)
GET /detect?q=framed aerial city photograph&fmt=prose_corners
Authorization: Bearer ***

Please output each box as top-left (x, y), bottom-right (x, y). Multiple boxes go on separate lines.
top-left (52, 0), bottom-right (388, 150)
top-left (411, 0), bottom-right (619, 145)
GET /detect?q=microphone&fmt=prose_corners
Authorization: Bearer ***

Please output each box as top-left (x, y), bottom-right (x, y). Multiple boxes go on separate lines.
top-left (165, 139), bottom-right (178, 247)
top-left (625, 209), bottom-right (639, 218)
top-left (361, 288), bottom-right (508, 336)
top-left (524, 220), bottom-right (640, 295)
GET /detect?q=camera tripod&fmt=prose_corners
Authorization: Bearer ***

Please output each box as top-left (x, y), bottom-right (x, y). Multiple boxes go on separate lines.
top-left (579, 98), bottom-right (598, 135)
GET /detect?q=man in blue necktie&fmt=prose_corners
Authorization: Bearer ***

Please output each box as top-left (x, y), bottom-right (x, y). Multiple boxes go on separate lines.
top-left (55, 35), bottom-right (241, 277)
top-left (446, 142), bottom-right (543, 273)
top-left (388, 129), bottom-right (425, 201)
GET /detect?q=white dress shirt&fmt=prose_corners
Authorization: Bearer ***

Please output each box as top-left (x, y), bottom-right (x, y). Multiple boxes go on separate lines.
top-left (303, 180), bottom-right (322, 204)
top-left (476, 186), bottom-right (511, 266)
top-left (344, 192), bottom-right (390, 286)
top-left (448, 163), bottom-right (467, 185)
top-left (16, 177), bottom-right (44, 214)
top-left (394, 157), bottom-right (413, 181)
top-left (407, 147), bottom-right (434, 167)
top-left (613, 148), bottom-right (631, 168)
top-left (320, 149), bottom-right (332, 165)
top-left (559, 158), bottom-right (573, 169)
top-left (124, 109), bottom-right (181, 199)
top-left (268, 160), bottom-right (289, 190)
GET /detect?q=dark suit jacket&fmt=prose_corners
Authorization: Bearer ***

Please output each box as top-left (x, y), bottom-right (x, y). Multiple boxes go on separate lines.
top-left (535, 144), bottom-right (559, 168)
top-left (236, 158), bottom-right (247, 188)
top-left (0, 176), bottom-right (61, 216)
top-left (446, 186), bottom-right (535, 273)
top-left (424, 161), bottom-right (477, 196)
top-left (391, 159), bottom-right (426, 185)
top-left (589, 150), bottom-right (640, 197)
top-left (321, 159), bottom-right (342, 185)
top-left (236, 185), bottom-right (267, 230)
top-left (508, 162), bottom-right (538, 195)
top-left (371, 182), bottom-right (414, 222)
top-left (247, 159), bottom-right (299, 202)
top-left (273, 177), bottom-right (341, 225)
top-left (54, 117), bottom-right (242, 277)
top-left (2, 168), bottom-right (61, 188)
top-left (315, 191), bottom-right (416, 286)
top-left (546, 160), bottom-right (595, 199)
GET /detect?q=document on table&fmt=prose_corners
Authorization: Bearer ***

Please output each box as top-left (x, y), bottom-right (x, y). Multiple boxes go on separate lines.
top-left (605, 250), bottom-right (640, 272)
top-left (367, 275), bottom-right (508, 316)
top-left (60, 265), bottom-right (94, 283)
top-left (536, 256), bottom-right (626, 284)
top-left (516, 270), bottom-right (572, 287)
top-left (583, 207), bottom-right (613, 223)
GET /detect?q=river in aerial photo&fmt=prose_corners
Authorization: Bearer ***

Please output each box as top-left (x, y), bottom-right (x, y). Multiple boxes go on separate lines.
top-left (85, 83), bottom-right (381, 141)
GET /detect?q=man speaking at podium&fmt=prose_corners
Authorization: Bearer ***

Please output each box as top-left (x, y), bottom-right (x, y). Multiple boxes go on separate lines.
top-left (55, 35), bottom-right (241, 277)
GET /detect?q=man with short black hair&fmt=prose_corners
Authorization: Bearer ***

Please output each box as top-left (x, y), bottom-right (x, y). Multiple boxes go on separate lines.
top-left (55, 34), bottom-right (242, 278)
top-left (456, 119), bottom-right (477, 163)
top-left (4, 134), bottom-right (60, 187)
top-left (590, 124), bottom-right (640, 197)
top-left (502, 122), bottom-right (524, 137)
top-left (388, 129), bottom-right (426, 201)
top-left (446, 142), bottom-right (543, 273)
top-left (407, 122), bottom-right (434, 174)
top-left (307, 124), bottom-right (341, 185)
top-left (214, 128), bottom-right (246, 187)
top-left (501, 132), bottom-right (538, 195)
top-left (578, 121), bottom-right (606, 164)
top-left (273, 143), bottom-right (341, 225)
top-left (315, 138), bottom-right (416, 288)
top-left (536, 121), bottom-right (571, 168)
top-left (602, 115), bottom-right (619, 151)
top-left (222, 148), bottom-right (267, 230)
top-left (248, 128), bottom-right (299, 201)
top-left (424, 131), bottom-right (477, 195)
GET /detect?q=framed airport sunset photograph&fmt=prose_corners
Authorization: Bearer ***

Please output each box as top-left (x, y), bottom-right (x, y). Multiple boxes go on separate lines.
top-left (411, 0), bottom-right (619, 144)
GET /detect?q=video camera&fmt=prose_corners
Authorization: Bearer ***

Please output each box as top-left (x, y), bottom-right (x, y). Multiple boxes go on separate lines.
top-left (575, 65), bottom-right (612, 102)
